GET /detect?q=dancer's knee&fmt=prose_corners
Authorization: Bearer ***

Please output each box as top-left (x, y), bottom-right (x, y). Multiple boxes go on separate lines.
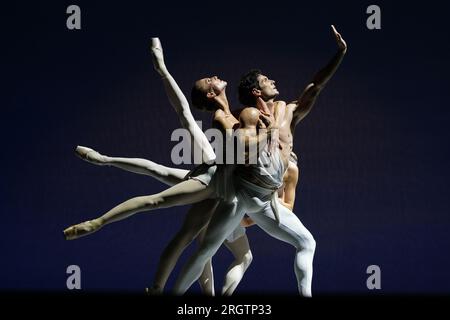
top-left (302, 233), bottom-right (316, 253)
top-left (197, 244), bottom-right (219, 262)
top-left (242, 250), bottom-right (253, 268)
top-left (142, 194), bottom-right (165, 209)
top-left (295, 232), bottom-right (316, 253)
top-left (146, 164), bottom-right (166, 178)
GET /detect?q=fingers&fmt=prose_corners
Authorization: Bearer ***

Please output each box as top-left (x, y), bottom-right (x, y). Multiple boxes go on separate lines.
top-left (259, 114), bottom-right (269, 126)
top-left (331, 24), bottom-right (340, 37)
top-left (331, 24), bottom-right (341, 39)
top-left (331, 24), bottom-right (337, 34)
top-left (256, 97), bottom-right (270, 112)
top-left (259, 113), bottom-right (269, 122)
top-left (259, 113), bottom-right (273, 127)
top-left (257, 119), bottom-right (267, 129)
top-left (256, 97), bottom-right (266, 105)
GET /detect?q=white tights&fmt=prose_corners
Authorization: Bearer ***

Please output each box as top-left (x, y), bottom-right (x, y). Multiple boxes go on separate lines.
top-left (81, 150), bottom-right (252, 295)
top-left (173, 194), bottom-right (316, 296)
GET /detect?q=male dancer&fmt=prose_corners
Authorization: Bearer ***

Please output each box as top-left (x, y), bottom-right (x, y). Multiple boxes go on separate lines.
top-left (172, 25), bottom-right (347, 296)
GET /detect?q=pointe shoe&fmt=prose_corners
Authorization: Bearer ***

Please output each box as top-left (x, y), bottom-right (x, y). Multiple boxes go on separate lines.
top-left (151, 38), bottom-right (164, 61)
top-left (150, 38), bottom-right (167, 76)
top-left (75, 146), bottom-right (107, 165)
top-left (145, 285), bottom-right (162, 295)
top-left (63, 220), bottom-right (102, 240)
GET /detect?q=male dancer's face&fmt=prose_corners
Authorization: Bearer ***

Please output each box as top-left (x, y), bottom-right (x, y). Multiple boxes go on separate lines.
top-left (255, 74), bottom-right (279, 101)
top-left (196, 76), bottom-right (227, 97)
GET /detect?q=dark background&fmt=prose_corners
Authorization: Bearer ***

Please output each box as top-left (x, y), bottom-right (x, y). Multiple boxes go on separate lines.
top-left (1, 1), bottom-right (449, 294)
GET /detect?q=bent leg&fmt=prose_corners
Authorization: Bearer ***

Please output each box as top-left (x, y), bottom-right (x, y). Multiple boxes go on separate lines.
top-left (150, 199), bottom-right (218, 293)
top-left (173, 200), bottom-right (245, 294)
top-left (222, 234), bottom-right (253, 296)
top-left (280, 161), bottom-right (299, 211)
top-left (64, 179), bottom-right (214, 240)
top-left (248, 204), bottom-right (316, 297)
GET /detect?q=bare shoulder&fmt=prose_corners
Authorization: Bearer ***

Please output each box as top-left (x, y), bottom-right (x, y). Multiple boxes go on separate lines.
top-left (215, 109), bottom-right (225, 118)
top-left (275, 100), bottom-right (294, 113)
top-left (284, 100), bottom-right (297, 110)
top-left (240, 107), bottom-right (260, 119)
top-left (239, 107), bottom-right (260, 126)
top-left (274, 100), bottom-right (287, 108)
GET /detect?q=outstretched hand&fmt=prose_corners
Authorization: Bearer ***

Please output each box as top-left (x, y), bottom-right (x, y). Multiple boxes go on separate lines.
top-left (331, 25), bottom-right (347, 52)
top-left (258, 112), bottom-right (272, 129)
top-left (151, 37), bottom-right (167, 76)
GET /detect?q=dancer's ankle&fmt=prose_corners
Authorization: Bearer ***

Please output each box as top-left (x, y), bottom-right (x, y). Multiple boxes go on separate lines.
top-left (93, 218), bottom-right (104, 228)
top-left (102, 155), bottom-right (112, 165)
top-left (145, 284), bottom-right (162, 295)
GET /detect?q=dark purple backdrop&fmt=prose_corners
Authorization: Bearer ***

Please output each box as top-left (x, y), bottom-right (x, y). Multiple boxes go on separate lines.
top-left (2, 1), bottom-right (450, 294)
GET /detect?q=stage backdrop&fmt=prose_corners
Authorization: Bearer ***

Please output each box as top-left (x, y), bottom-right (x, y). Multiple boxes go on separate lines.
top-left (2, 1), bottom-right (450, 294)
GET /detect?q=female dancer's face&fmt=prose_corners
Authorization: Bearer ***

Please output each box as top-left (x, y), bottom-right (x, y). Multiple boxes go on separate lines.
top-left (198, 76), bottom-right (227, 95)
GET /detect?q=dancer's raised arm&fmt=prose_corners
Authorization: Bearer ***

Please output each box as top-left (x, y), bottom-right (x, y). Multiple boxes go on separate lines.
top-left (151, 38), bottom-right (216, 164)
top-left (290, 25), bottom-right (347, 126)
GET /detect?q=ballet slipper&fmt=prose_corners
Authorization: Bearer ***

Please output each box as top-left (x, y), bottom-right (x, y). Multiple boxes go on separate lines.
top-left (150, 38), bottom-right (167, 76)
top-left (145, 285), bottom-right (162, 295)
top-left (63, 219), bottom-right (102, 240)
top-left (75, 146), bottom-right (107, 165)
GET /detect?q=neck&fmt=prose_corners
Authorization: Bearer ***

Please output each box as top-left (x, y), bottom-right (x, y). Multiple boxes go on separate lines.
top-left (256, 98), bottom-right (275, 115)
top-left (215, 93), bottom-right (231, 114)
top-left (266, 99), bottom-right (275, 115)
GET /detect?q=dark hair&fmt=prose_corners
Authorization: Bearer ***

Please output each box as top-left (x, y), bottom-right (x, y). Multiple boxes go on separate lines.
top-left (191, 83), bottom-right (216, 112)
top-left (238, 69), bottom-right (262, 107)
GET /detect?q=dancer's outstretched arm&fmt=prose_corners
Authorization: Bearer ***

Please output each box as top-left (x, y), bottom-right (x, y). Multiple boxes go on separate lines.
top-left (290, 25), bottom-right (347, 126)
top-left (151, 38), bottom-right (216, 164)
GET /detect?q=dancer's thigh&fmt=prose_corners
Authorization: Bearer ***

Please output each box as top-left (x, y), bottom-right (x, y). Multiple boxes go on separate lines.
top-left (200, 200), bottom-right (246, 252)
top-left (224, 233), bottom-right (251, 258)
top-left (181, 199), bottom-right (219, 236)
top-left (153, 179), bottom-right (214, 209)
top-left (247, 204), bottom-right (313, 249)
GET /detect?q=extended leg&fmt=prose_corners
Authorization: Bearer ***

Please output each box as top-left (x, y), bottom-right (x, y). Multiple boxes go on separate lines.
top-left (64, 179), bottom-right (214, 240)
top-left (151, 38), bottom-right (216, 164)
top-left (222, 233), bottom-right (253, 296)
top-left (197, 226), bottom-right (215, 296)
top-left (149, 198), bottom-right (219, 293)
top-left (173, 200), bottom-right (245, 294)
top-left (75, 146), bottom-right (188, 186)
top-left (248, 203), bottom-right (316, 297)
